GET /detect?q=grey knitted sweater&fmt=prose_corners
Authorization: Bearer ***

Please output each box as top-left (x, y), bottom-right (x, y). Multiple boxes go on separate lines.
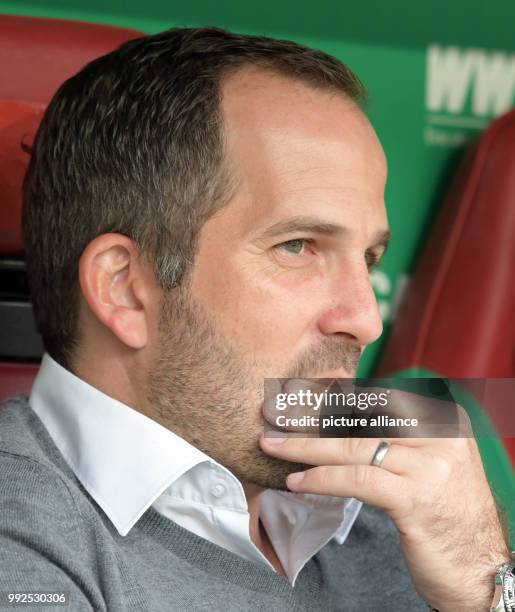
top-left (0, 397), bottom-right (428, 611)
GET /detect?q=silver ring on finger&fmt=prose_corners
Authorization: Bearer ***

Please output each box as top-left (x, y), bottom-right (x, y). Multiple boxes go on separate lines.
top-left (370, 440), bottom-right (391, 468)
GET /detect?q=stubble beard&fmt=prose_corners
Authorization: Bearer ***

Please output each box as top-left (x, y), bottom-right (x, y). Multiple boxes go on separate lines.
top-left (146, 282), bottom-right (306, 490)
top-left (146, 279), bottom-right (361, 491)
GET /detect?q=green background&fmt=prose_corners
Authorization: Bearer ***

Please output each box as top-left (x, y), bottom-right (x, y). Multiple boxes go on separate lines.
top-left (2, 0), bottom-right (514, 538)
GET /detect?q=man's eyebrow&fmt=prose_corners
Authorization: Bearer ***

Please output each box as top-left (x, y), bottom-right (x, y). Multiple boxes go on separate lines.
top-left (256, 216), bottom-right (346, 241)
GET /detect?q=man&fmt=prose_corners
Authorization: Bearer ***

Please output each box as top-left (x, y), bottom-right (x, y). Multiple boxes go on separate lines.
top-left (0, 27), bottom-right (510, 611)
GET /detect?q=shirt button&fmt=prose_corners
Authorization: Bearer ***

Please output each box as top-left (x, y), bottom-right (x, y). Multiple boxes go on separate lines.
top-left (210, 483), bottom-right (226, 498)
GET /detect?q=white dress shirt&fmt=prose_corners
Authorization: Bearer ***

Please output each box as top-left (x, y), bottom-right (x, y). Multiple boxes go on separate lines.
top-left (29, 353), bottom-right (362, 586)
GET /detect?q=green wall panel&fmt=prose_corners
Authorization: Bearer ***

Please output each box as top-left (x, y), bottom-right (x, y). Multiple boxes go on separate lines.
top-left (2, 0), bottom-right (515, 52)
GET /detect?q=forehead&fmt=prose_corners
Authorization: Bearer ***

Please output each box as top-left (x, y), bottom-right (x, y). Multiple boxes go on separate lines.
top-left (218, 67), bottom-right (388, 237)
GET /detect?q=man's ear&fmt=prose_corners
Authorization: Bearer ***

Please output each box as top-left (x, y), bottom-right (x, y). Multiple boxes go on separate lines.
top-left (78, 233), bottom-right (154, 350)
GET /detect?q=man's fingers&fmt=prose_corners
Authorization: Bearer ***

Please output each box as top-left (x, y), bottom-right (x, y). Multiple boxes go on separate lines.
top-left (285, 464), bottom-right (407, 513)
top-left (260, 434), bottom-right (422, 475)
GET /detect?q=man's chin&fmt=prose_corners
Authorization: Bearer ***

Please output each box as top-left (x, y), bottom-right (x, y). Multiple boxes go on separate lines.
top-left (224, 451), bottom-right (308, 492)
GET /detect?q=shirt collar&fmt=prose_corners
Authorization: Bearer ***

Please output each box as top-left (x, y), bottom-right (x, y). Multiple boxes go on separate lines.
top-left (30, 353), bottom-right (225, 534)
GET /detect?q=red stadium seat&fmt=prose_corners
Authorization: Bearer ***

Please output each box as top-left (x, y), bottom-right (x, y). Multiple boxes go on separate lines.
top-left (0, 362), bottom-right (39, 403)
top-left (0, 100), bottom-right (43, 255)
top-left (0, 15), bottom-right (141, 104)
top-left (377, 109), bottom-right (515, 462)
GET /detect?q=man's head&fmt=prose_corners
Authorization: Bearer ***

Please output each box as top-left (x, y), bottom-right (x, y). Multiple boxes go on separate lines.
top-left (22, 27), bottom-right (389, 489)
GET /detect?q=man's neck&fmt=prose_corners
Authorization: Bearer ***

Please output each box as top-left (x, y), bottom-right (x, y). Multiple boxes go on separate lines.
top-left (242, 482), bottom-right (287, 577)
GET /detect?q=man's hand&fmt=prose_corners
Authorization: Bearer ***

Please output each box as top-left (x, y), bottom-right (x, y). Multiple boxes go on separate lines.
top-left (260, 397), bottom-right (511, 612)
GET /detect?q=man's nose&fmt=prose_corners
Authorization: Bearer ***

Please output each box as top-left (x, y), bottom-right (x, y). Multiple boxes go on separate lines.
top-left (317, 262), bottom-right (383, 347)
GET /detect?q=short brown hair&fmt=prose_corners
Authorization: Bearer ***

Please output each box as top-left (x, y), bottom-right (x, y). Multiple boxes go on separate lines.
top-left (22, 26), bottom-right (365, 369)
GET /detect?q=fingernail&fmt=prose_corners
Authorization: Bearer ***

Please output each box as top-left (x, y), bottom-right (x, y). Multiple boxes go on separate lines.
top-left (287, 472), bottom-right (305, 487)
top-left (264, 436), bottom-right (287, 445)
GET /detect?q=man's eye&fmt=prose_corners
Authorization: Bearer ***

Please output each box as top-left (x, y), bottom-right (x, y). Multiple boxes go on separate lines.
top-left (276, 239), bottom-right (313, 255)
